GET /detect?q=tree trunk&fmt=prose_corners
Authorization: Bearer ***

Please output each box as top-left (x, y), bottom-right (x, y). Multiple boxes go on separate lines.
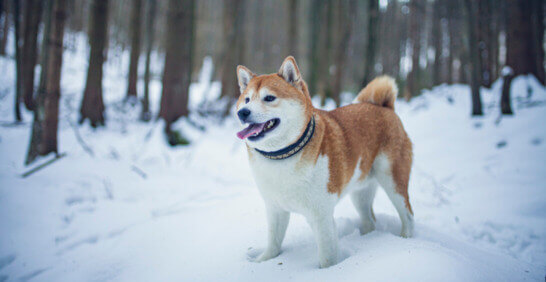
top-left (126, 0), bottom-right (142, 100)
top-left (0, 0), bottom-right (8, 56)
top-left (476, 0), bottom-right (491, 87)
top-left (431, 0), bottom-right (442, 85)
top-left (21, 0), bottom-right (43, 110)
top-left (530, 0), bottom-right (545, 85)
top-left (446, 0), bottom-right (462, 84)
top-left (219, 0), bottom-right (245, 114)
top-left (405, 0), bottom-right (422, 99)
top-left (12, 0), bottom-right (22, 121)
top-left (287, 0), bottom-right (298, 58)
top-left (141, 0), bottom-right (156, 122)
top-left (332, 0), bottom-right (356, 107)
top-left (489, 0), bottom-right (500, 82)
top-left (159, 0), bottom-right (195, 135)
top-left (307, 0), bottom-right (324, 96)
top-left (26, 0), bottom-right (66, 164)
top-left (318, 0), bottom-right (334, 106)
top-left (361, 0), bottom-right (379, 88)
top-left (80, 0), bottom-right (108, 127)
top-left (505, 0), bottom-right (542, 82)
top-left (500, 72), bottom-right (514, 115)
top-left (463, 0), bottom-right (483, 116)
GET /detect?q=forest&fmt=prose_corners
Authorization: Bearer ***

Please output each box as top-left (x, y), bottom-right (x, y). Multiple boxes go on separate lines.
top-left (0, 0), bottom-right (545, 281)
top-left (1, 0), bottom-right (544, 164)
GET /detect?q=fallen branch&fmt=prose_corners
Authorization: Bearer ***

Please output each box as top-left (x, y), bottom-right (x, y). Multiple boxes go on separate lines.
top-left (21, 152), bottom-right (67, 178)
top-left (64, 98), bottom-right (94, 157)
top-left (68, 117), bottom-right (94, 157)
top-left (131, 165), bottom-right (147, 179)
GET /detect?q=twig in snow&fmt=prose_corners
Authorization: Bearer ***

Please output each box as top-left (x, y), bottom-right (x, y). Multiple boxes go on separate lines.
top-left (131, 165), bottom-right (147, 179)
top-left (68, 118), bottom-right (94, 157)
top-left (21, 153), bottom-right (67, 178)
top-left (64, 98), bottom-right (94, 157)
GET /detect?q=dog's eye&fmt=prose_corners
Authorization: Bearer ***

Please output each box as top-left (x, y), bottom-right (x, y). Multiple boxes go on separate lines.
top-left (264, 95), bottom-right (276, 102)
top-left (245, 97), bottom-right (249, 104)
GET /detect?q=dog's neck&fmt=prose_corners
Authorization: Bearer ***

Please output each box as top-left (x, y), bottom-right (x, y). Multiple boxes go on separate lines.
top-left (255, 115), bottom-right (315, 160)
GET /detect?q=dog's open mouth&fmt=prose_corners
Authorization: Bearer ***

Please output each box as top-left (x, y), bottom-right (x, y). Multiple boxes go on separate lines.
top-left (237, 118), bottom-right (280, 140)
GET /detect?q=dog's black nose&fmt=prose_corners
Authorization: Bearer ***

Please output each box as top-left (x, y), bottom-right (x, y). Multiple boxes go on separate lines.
top-left (237, 108), bottom-right (251, 122)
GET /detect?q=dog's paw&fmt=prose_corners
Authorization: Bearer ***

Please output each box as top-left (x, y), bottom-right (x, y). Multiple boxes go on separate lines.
top-left (247, 248), bottom-right (280, 263)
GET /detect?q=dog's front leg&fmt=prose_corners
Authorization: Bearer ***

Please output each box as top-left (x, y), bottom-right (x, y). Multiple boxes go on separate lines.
top-left (254, 204), bottom-right (290, 262)
top-left (307, 211), bottom-right (338, 268)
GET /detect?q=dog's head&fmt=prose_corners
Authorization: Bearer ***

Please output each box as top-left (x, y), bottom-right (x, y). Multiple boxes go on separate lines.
top-left (235, 56), bottom-right (313, 152)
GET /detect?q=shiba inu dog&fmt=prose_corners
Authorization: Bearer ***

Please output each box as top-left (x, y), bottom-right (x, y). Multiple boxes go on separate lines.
top-left (235, 56), bottom-right (413, 268)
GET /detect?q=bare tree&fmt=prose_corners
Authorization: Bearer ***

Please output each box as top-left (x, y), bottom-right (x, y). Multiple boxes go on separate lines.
top-left (463, 0), bottom-right (483, 116)
top-left (21, 0), bottom-right (43, 110)
top-left (0, 0), bottom-right (8, 55)
top-left (126, 0), bottom-right (143, 101)
top-left (26, 0), bottom-right (67, 164)
top-left (307, 0), bottom-right (325, 96)
top-left (530, 0), bottom-right (544, 85)
top-left (159, 0), bottom-right (195, 144)
top-left (219, 0), bottom-right (245, 115)
top-left (431, 0), bottom-right (443, 85)
top-left (141, 0), bottom-right (156, 122)
top-left (361, 0), bottom-right (379, 88)
top-left (405, 0), bottom-right (422, 99)
top-left (287, 0), bottom-right (298, 58)
top-left (80, 0), bottom-right (108, 127)
top-left (317, 0), bottom-right (334, 106)
top-left (12, 0), bottom-right (22, 121)
top-left (332, 0), bottom-right (356, 106)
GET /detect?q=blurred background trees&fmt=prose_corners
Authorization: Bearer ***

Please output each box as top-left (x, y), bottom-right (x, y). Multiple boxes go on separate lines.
top-left (0, 0), bottom-right (544, 163)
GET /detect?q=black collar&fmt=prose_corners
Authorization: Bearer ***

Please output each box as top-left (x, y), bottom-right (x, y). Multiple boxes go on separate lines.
top-left (255, 115), bottom-right (316, 160)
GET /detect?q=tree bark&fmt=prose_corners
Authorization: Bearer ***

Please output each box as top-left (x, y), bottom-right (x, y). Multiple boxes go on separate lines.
top-left (505, 0), bottom-right (543, 82)
top-left (126, 0), bottom-right (142, 100)
top-left (431, 0), bottom-right (443, 85)
top-left (476, 0), bottom-right (491, 87)
top-left (287, 0), bottom-right (298, 58)
top-left (463, 0), bottom-right (483, 116)
top-left (219, 0), bottom-right (245, 113)
top-left (307, 0), bottom-right (324, 96)
top-left (318, 0), bottom-right (334, 106)
top-left (500, 72), bottom-right (514, 115)
top-left (12, 0), bottom-right (22, 121)
top-left (361, 0), bottom-right (379, 88)
top-left (332, 0), bottom-right (356, 107)
top-left (80, 0), bottom-right (108, 127)
top-left (0, 0), bottom-right (8, 55)
top-left (141, 0), bottom-right (156, 122)
top-left (159, 0), bottom-right (195, 133)
top-left (405, 0), bottom-right (422, 99)
top-left (26, 0), bottom-right (66, 164)
top-left (21, 0), bottom-right (43, 110)
top-left (530, 0), bottom-right (545, 85)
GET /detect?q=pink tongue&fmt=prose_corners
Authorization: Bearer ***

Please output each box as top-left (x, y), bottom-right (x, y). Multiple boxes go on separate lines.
top-left (237, 122), bottom-right (267, 139)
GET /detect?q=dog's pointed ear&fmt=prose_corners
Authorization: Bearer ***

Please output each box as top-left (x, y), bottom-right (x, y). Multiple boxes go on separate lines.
top-left (237, 65), bottom-right (256, 93)
top-left (278, 56), bottom-right (302, 85)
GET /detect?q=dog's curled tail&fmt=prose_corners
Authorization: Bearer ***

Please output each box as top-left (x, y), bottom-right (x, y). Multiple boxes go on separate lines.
top-left (354, 75), bottom-right (397, 110)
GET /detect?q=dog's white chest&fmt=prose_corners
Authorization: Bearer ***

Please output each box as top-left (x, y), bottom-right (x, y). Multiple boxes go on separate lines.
top-left (248, 153), bottom-right (338, 214)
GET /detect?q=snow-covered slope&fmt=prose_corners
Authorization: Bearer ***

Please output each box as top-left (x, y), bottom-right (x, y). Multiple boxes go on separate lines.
top-left (0, 48), bottom-right (545, 281)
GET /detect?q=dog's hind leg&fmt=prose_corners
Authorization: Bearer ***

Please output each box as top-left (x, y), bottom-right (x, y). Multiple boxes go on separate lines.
top-left (373, 154), bottom-right (414, 238)
top-left (254, 205), bottom-right (290, 262)
top-left (350, 181), bottom-right (378, 235)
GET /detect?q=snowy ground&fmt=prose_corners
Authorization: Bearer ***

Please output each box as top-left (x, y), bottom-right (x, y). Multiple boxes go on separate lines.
top-left (1, 43), bottom-right (546, 281)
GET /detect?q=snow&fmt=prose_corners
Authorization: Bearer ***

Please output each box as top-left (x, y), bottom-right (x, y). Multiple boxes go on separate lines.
top-left (1, 40), bottom-right (546, 281)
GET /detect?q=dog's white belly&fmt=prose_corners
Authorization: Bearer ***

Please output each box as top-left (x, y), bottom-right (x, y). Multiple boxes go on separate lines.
top-left (249, 154), bottom-right (339, 214)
